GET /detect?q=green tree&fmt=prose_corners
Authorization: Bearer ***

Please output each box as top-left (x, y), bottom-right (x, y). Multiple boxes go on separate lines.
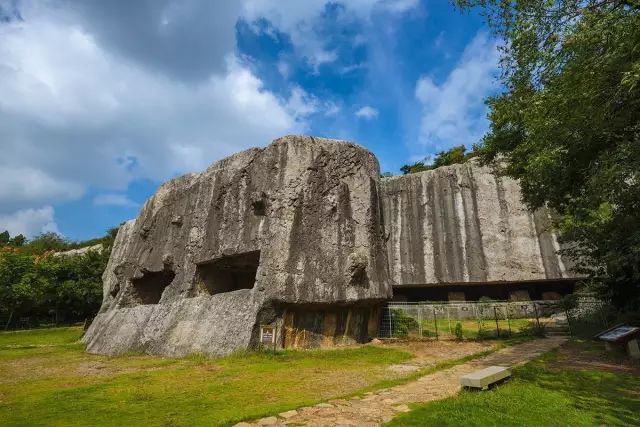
top-left (0, 231), bottom-right (9, 246)
top-left (400, 162), bottom-right (430, 175)
top-left (0, 226), bottom-right (115, 328)
top-left (455, 0), bottom-right (640, 307)
top-left (9, 234), bottom-right (26, 247)
top-left (23, 232), bottom-right (69, 255)
top-left (400, 145), bottom-right (475, 174)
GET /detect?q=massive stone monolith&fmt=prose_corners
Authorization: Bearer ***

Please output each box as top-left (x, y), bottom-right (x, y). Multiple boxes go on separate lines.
top-left (381, 161), bottom-right (576, 287)
top-left (84, 136), bottom-right (391, 356)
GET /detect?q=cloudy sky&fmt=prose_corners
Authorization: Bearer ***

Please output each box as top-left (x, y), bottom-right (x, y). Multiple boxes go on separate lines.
top-left (0, 0), bottom-right (499, 240)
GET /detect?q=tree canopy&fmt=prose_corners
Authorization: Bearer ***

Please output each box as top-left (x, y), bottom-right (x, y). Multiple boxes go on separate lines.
top-left (400, 145), bottom-right (475, 174)
top-left (0, 228), bottom-right (120, 328)
top-left (455, 0), bottom-right (640, 307)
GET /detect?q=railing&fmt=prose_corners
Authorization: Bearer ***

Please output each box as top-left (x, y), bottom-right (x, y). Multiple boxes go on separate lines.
top-left (378, 298), bottom-right (607, 340)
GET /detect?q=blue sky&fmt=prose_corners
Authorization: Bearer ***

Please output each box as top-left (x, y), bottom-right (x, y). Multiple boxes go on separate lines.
top-left (0, 0), bottom-right (499, 241)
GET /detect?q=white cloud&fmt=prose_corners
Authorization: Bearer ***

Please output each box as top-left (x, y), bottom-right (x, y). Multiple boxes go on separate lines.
top-left (355, 106), bottom-right (379, 120)
top-left (0, 206), bottom-right (60, 238)
top-left (241, 0), bottom-right (418, 68)
top-left (93, 194), bottom-right (139, 208)
top-left (286, 86), bottom-right (319, 118)
top-left (325, 102), bottom-right (341, 116)
top-left (0, 0), bottom-right (420, 237)
top-left (0, 2), bottom-right (313, 216)
top-left (0, 167), bottom-right (84, 212)
top-left (414, 32), bottom-right (499, 153)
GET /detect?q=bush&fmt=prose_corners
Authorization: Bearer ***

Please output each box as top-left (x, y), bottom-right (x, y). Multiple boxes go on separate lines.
top-left (391, 309), bottom-right (419, 337)
top-left (454, 322), bottom-right (464, 340)
top-left (0, 244), bottom-right (110, 328)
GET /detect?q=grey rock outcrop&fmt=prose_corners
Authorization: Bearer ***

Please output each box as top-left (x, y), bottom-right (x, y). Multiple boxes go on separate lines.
top-left (84, 136), bottom-right (391, 356)
top-left (85, 135), bottom-right (581, 357)
top-left (381, 161), bottom-right (575, 286)
top-left (54, 244), bottom-right (103, 257)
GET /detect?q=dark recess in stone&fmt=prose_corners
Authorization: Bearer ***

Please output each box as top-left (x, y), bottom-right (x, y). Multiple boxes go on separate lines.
top-left (196, 251), bottom-right (260, 294)
top-left (252, 199), bottom-right (266, 216)
top-left (110, 283), bottom-right (120, 298)
top-left (130, 269), bottom-right (175, 304)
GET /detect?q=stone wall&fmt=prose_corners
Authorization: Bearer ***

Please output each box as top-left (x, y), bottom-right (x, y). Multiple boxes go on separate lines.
top-left (380, 161), bottom-right (577, 286)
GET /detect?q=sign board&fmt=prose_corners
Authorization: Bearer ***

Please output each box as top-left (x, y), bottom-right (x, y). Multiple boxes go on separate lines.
top-left (596, 325), bottom-right (640, 343)
top-left (260, 325), bottom-right (275, 345)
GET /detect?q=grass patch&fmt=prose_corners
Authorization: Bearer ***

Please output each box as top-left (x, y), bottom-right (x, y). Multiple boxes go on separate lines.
top-left (419, 319), bottom-right (537, 339)
top-left (0, 327), bottom-right (415, 426)
top-left (0, 326), bottom-right (84, 348)
top-left (387, 341), bottom-right (640, 427)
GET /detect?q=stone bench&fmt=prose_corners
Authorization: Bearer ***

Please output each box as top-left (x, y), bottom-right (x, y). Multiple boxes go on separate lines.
top-left (460, 366), bottom-right (511, 390)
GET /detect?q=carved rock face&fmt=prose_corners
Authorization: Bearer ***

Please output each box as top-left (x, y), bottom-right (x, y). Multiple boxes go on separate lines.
top-left (84, 135), bottom-right (581, 357)
top-left (84, 135), bottom-right (391, 356)
top-left (381, 161), bottom-right (577, 286)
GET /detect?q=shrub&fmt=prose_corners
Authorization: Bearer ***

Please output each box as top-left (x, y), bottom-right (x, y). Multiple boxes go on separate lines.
top-left (454, 322), bottom-right (464, 340)
top-left (390, 309), bottom-right (419, 337)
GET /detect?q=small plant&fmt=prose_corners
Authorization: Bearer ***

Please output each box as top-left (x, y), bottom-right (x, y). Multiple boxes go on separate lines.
top-left (454, 322), bottom-right (464, 340)
top-left (390, 309), bottom-right (419, 337)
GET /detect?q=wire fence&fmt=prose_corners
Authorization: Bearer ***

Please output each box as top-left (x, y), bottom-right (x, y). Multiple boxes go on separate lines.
top-left (379, 298), bottom-right (608, 340)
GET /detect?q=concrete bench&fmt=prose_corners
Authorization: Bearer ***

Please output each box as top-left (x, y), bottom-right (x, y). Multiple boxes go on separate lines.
top-left (460, 366), bottom-right (511, 390)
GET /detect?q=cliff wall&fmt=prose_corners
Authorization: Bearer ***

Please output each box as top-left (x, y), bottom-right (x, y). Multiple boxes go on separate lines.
top-left (84, 136), bottom-right (390, 356)
top-left (381, 161), bottom-right (576, 286)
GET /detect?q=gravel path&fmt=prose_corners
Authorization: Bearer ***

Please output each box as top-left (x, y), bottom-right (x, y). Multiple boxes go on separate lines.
top-left (235, 337), bottom-right (567, 427)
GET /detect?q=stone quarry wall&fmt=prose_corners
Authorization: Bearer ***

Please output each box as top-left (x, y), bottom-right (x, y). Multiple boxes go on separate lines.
top-left (84, 136), bottom-right (391, 356)
top-left (380, 161), bottom-right (577, 287)
top-left (85, 135), bottom-right (580, 356)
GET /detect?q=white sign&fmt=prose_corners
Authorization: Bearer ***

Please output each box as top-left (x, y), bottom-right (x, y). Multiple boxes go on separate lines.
top-left (260, 325), bottom-right (275, 344)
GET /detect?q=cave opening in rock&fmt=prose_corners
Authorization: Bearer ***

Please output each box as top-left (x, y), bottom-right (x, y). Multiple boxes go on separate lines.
top-left (130, 269), bottom-right (175, 305)
top-left (196, 250), bottom-right (260, 295)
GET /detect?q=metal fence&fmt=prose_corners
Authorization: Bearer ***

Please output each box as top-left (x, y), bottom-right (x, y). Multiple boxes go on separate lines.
top-left (379, 298), bottom-right (608, 340)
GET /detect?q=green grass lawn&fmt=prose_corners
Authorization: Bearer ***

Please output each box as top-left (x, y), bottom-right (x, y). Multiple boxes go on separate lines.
top-left (0, 326), bottom-right (419, 426)
top-left (413, 318), bottom-right (535, 340)
top-left (387, 341), bottom-right (640, 427)
top-left (0, 325), bottom-right (84, 347)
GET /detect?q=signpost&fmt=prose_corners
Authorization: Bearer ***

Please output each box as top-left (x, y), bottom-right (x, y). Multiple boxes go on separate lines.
top-left (260, 325), bottom-right (277, 351)
top-left (595, 324), bottom-right (640, 359)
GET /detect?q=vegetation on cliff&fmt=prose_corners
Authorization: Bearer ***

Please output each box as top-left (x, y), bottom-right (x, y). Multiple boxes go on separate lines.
top-left (399, 145), bottom-right (477, 175)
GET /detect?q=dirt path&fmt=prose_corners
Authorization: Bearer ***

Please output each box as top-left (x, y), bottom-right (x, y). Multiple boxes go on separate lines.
top-left (236, 337), bottom-right (567, 427)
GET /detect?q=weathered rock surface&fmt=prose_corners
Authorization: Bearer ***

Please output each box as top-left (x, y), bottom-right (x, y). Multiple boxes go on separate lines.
top-left (54, 244), bottom-right (103, 257)
top-left (84, 136), bottom-right (391, 356)
top-left (381, 161), bottom-right (577, 285)
top-left (85, 135), bottom-right (580, 357)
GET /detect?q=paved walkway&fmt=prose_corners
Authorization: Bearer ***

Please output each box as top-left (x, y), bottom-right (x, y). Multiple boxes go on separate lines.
top-left (236, 337), bottom-right (567, 427)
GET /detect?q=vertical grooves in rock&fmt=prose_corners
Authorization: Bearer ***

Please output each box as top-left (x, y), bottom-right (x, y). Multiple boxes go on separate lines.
top-left (462, 164), bottom-right (488, 282)
top-left (533, 208), bottom-right (562, 279)
top-left (407, 176), bottom-right (426, 284)
top-left (427, 174), bottom-right (446, 282)
top-left (445, 169), bottom-right (465, 283)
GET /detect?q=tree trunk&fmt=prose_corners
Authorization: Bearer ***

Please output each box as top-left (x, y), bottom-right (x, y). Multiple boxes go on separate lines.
top-left (4, 309), bottom-right (14, 331)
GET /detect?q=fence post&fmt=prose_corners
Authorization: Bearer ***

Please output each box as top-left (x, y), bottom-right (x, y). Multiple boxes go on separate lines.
top-left (474, 304), bottom-right (481, 339)
top-left (533, 302), bottom-right (541, 331)
top-left (493, 306), bottom-right (500, 338)
top-left (506, 304), bottom-right (512, 336)
top-left (418, 306), bottom-right (423, 338)
top-left (447, 305), bottom-right (452, 335)
top-left (433, 308), bottom-right (439, 340)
